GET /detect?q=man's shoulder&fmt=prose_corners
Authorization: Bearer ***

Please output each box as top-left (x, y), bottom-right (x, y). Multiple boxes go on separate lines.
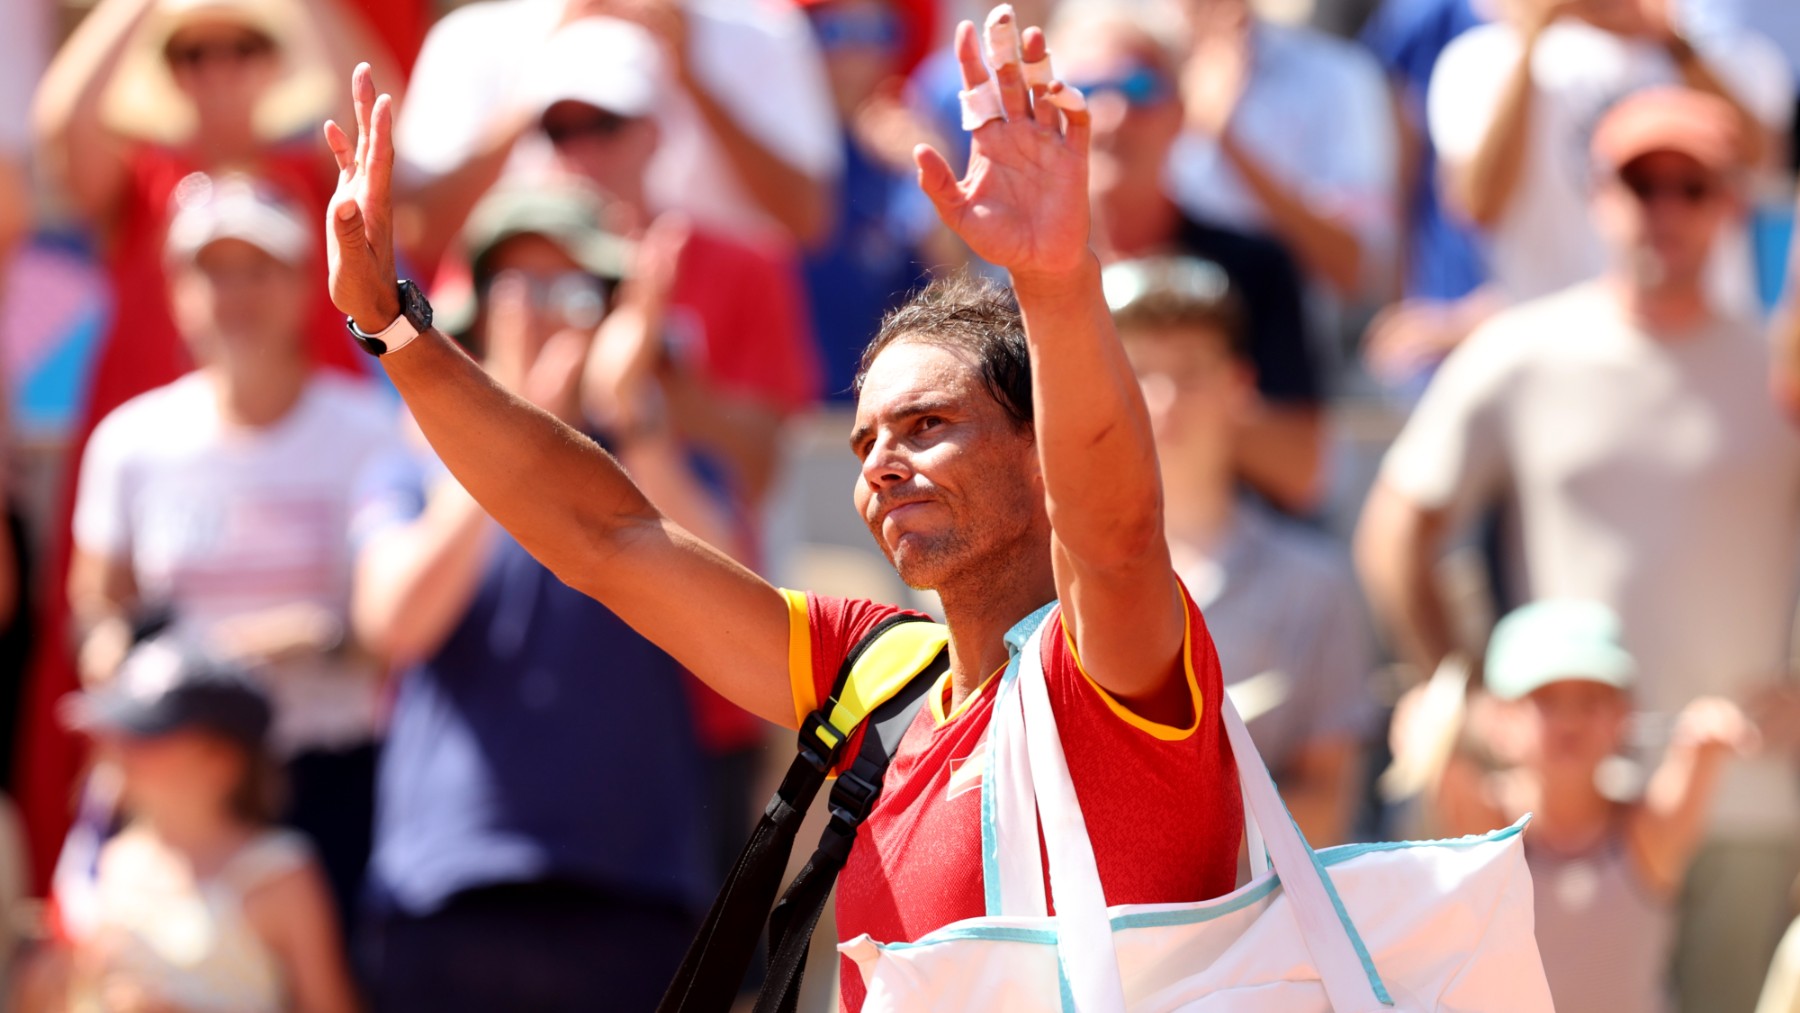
top-left (91, 373), bottom-right (210, 446)
top-left (1433, 20), bottom-right (1521, 78)
top-left (304, 374), bottom-right (396, 432)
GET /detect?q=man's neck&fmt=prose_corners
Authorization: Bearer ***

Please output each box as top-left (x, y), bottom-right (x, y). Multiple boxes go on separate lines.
top-left (1611, 275), bottom-right (1713, 336)
top-left (934, 550), bottom-right (1058, 707)
top-left (1092, 183), bottom-right (1181, 262)
top-left (209, 357), bottom-right (309, 429)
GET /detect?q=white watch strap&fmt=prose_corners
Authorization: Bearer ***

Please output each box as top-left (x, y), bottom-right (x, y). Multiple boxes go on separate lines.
top-left (369, 311), bottom-right (421, 355)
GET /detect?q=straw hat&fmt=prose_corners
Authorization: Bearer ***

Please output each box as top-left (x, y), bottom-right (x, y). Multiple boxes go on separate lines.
top-left (99, 0), bottom-right (337, 146)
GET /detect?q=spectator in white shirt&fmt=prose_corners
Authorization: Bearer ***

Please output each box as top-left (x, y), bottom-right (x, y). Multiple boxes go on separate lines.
top-left (1359, 88), bottom-right (1800, 1013)
top-left (1161, 0), bottom-right (1400, 299)
top-left (68, 175), bottom-right (398, 926)
top-left (1428, 0), bottom-right (1792, 308)
top-left (393, 0), bottom-right (841, 265)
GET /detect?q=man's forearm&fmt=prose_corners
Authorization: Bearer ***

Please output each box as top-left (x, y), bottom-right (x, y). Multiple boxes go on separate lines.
top-left (353, 483), bottom-right (496, 665)
top-left (680, 70), bottom-right (834, 246)
top-left (1219, 134), bottom-right (1365, 296)
top-left (1354, 483), bottom-right (1457, 673)
top-left (1453, 35), bottom-right (1539, 228)
top-left (1670, 39), bottom-right (1771, 169)
top-left (1014, 255), bottom-right (1163, 563)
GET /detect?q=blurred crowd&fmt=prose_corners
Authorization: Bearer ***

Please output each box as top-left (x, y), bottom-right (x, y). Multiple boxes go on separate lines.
top-left (0, 0), bottom-right (1793, 1010)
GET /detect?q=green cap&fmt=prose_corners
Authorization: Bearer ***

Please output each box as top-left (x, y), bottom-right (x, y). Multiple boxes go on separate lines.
top-left (1484, 600), bottom-right (1636, 701)
top-left (435, 183), bottom-right (636, 337)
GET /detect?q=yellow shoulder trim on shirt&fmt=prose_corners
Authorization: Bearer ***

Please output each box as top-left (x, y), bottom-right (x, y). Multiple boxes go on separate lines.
top-left (1060, 588), bottom-right (1204, 742)
top-left (929, 664), bottom-right (1003, 727)
top-left (781, 588), bottom-right (816, 728)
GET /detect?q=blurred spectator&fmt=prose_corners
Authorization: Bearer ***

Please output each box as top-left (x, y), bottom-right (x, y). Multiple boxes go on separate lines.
top-left (66, 176), bottom-right (397, 926)
top-left (1358, 88), bottom-right (1800, 1013)
top-left (20, 642), bottom-right (357, 1013)
top-left (1054, 6), bottom-right (1325, 511)
top-left (1429, 0), bottom-right (1792, 309)
top-left (1357, 0), bottom-right (1499, 390)
top-left (19, 0), bottom-right (393, 881)
top-left (1164, 0), bottom-right (1400, 299)
top-left (351, 190), bottom-right (721, 1012)
top-left (906, 0), bottom-right (1057, 178)
top-left (1109, 256), bottom-right (1375, 844)
top-left (1428, 601), bottom-right (1750, 1013)
top-left (797, 0), bottom-right (948, 399)
top-left (516, 17), bottom-right (820, 511)
top-left (394, 0), bottom-right (841, 263)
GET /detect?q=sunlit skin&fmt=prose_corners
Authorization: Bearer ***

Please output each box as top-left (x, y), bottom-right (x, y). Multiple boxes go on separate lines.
top-left (165, 20), bottom-right (280, 141)
top-left (850, 341), bottom-right (1050, 592)
top-left (1592, 150), bottom-right (1737, 294)
top-left (168, 237), bottom-right (308, 371)
top-left (1510, 680), bottom-right (1632, 782)
top-left (1119, 324), bottom-right (1254, 483)
top-left (104, 729), bottom-right (251, 834)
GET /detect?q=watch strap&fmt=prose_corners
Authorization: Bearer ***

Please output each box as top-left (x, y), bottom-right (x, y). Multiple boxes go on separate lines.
top-left (348, 310), bottom-right (421, 357)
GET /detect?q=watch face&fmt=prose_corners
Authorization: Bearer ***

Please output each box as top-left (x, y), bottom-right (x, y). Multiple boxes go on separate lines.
top-left (401, 280), bottom-right (434, 330)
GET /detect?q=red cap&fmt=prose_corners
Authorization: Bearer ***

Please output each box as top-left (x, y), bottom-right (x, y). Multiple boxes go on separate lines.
top-left (1591, 86), bottom-right (1742, 175)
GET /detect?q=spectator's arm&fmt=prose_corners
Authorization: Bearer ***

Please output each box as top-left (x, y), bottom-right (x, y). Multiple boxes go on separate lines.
top-left (1282, 737), bottom-right (1363, 846)
top-left (326, 70), bottom-right (796, 726)
top-left (247, 863), bottom-right (360, 1013)
top-left (1634, 697), bottom-right (1752, 893)
top-left (351, 475), bottom-right (495, 668)
top-left (68, 548), bottom-right (139, 685)
top-left (392, 110), bottom-right (533, 271)
top-left (678, 67), bottom-right (834, 246)
top-left (1234, 404), bottom-right (1325, 513)
top-left (1448, 16), bottom-right (1549, 229)
top-left (1217, 132), bottom-right (1365, 297)
top-left (1354, 480), bottom-right (1457, 674)
top-left (31, 0), bottom-right (159, 227)
top-left (661, 374), bottom-right (784, 508)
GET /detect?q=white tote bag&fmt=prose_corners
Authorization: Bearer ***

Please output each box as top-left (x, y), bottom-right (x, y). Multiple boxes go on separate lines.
top-left (840, 606), bottom-right (1552, 1011)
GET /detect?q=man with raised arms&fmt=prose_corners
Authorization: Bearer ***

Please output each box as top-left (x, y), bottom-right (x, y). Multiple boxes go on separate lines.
top-left (321, 7), bottom-right (1244, 1009)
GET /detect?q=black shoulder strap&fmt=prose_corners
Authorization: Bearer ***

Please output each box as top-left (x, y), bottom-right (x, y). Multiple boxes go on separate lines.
top-left (656, 615), bottom-right (945, 1013)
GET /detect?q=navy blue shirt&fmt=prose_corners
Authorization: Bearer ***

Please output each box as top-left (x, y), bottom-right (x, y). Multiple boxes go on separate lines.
top-left (1360, 0), bottom-right (1490, 300)
top-left (355, 447), bottom-right (711, 917)
top-left (804, 138), bottom-right (935, 401)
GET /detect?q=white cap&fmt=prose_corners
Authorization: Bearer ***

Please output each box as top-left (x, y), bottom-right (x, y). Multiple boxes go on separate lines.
top-left (520, 17), bottom-right (665, 119)
top-left (164, 172), bottom-right (311, 266)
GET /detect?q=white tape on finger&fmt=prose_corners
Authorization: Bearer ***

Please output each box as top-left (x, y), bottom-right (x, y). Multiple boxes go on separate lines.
top-left (1045, 84), bottom-right (1087, 113)
top-left (959, 80), bottom-right (1006, 131)
top-left (984, 4), bottom-right (1020, 68)
top-left (1022, 55), bottom-right (1055, 88)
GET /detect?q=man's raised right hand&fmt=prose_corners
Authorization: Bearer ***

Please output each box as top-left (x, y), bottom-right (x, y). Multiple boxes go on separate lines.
top-left (323, 64), bottom-right (402, 334)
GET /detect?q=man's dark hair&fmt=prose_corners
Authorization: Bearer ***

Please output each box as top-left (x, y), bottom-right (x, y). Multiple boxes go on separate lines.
top-left (855, 271), bottom-right (1034, 427)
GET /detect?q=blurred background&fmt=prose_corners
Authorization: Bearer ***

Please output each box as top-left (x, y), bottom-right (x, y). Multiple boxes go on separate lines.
top-left (0, 0), bottom-right (1796, 1010)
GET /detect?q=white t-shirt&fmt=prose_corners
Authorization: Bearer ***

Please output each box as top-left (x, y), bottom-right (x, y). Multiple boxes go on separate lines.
top-left (1382, 282), bottom-right (1800, 837)
top-left (1428, 20), bottom-right (1794, 308)
top-left (73, 373), bottom-right (399, 754)
top-left (395, 0), bottom-right (841, 241)
top-left (1166, 19), bottom-right (1399, 296)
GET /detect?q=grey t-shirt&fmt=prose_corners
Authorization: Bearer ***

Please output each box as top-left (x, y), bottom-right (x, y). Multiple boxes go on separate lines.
top-left (1177, 501), bottom-right (1377, 778)
top-left (1382, 282), bottom-right (1800, 836)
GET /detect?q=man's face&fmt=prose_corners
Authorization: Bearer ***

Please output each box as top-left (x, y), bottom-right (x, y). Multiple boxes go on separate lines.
top-left (169, 238), bottom-right (306, 365)
top-left (1594, 150), bottom-right (1735, 290)
top-left (165, 19), bottom-right (279, 129)
top-left (809, 0), bottom-right (903, 117)
top-left (543, 100), bottom-right (659, 208)
top-left (1120, 323), bottom-right (1253, 479)
top-left (1516, 680), bottom-right (1629, 776)
top-left (1054, 27), bottom-right (1183, 196)
top-left (851, 341), bottom-right (1048, 590)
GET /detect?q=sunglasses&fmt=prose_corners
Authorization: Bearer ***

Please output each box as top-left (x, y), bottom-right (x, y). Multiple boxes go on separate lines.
top-left (166, 34), bottom-right (275, 70)
top-left (811, 9), bottom-right (903, 52)
top-left (542, 111), bottom-right (637, 147)
top-left (1064, 65), bottom-right (1171, 107)
top-left (1618, 171), bottom-right (1720, 206)
top-left (484, 269), bottom-right (609, 331)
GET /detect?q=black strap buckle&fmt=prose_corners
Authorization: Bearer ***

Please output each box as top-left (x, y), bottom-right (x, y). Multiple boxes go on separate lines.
top-left (796, 710), bottom-right (847, 773)
top-left (828, 764), bottom-right (883, 827)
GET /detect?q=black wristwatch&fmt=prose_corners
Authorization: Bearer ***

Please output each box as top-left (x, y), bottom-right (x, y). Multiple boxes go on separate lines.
top-left (346, 279), bottom-right (433, 357)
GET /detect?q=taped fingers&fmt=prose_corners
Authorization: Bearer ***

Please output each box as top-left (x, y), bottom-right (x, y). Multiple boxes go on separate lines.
top-left (959, 80), bottom-right (1006, 131)
top-left (984, 4), bottom-right (1030, 122)
top-left (1022, 53), bottom-right (1054, 89)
